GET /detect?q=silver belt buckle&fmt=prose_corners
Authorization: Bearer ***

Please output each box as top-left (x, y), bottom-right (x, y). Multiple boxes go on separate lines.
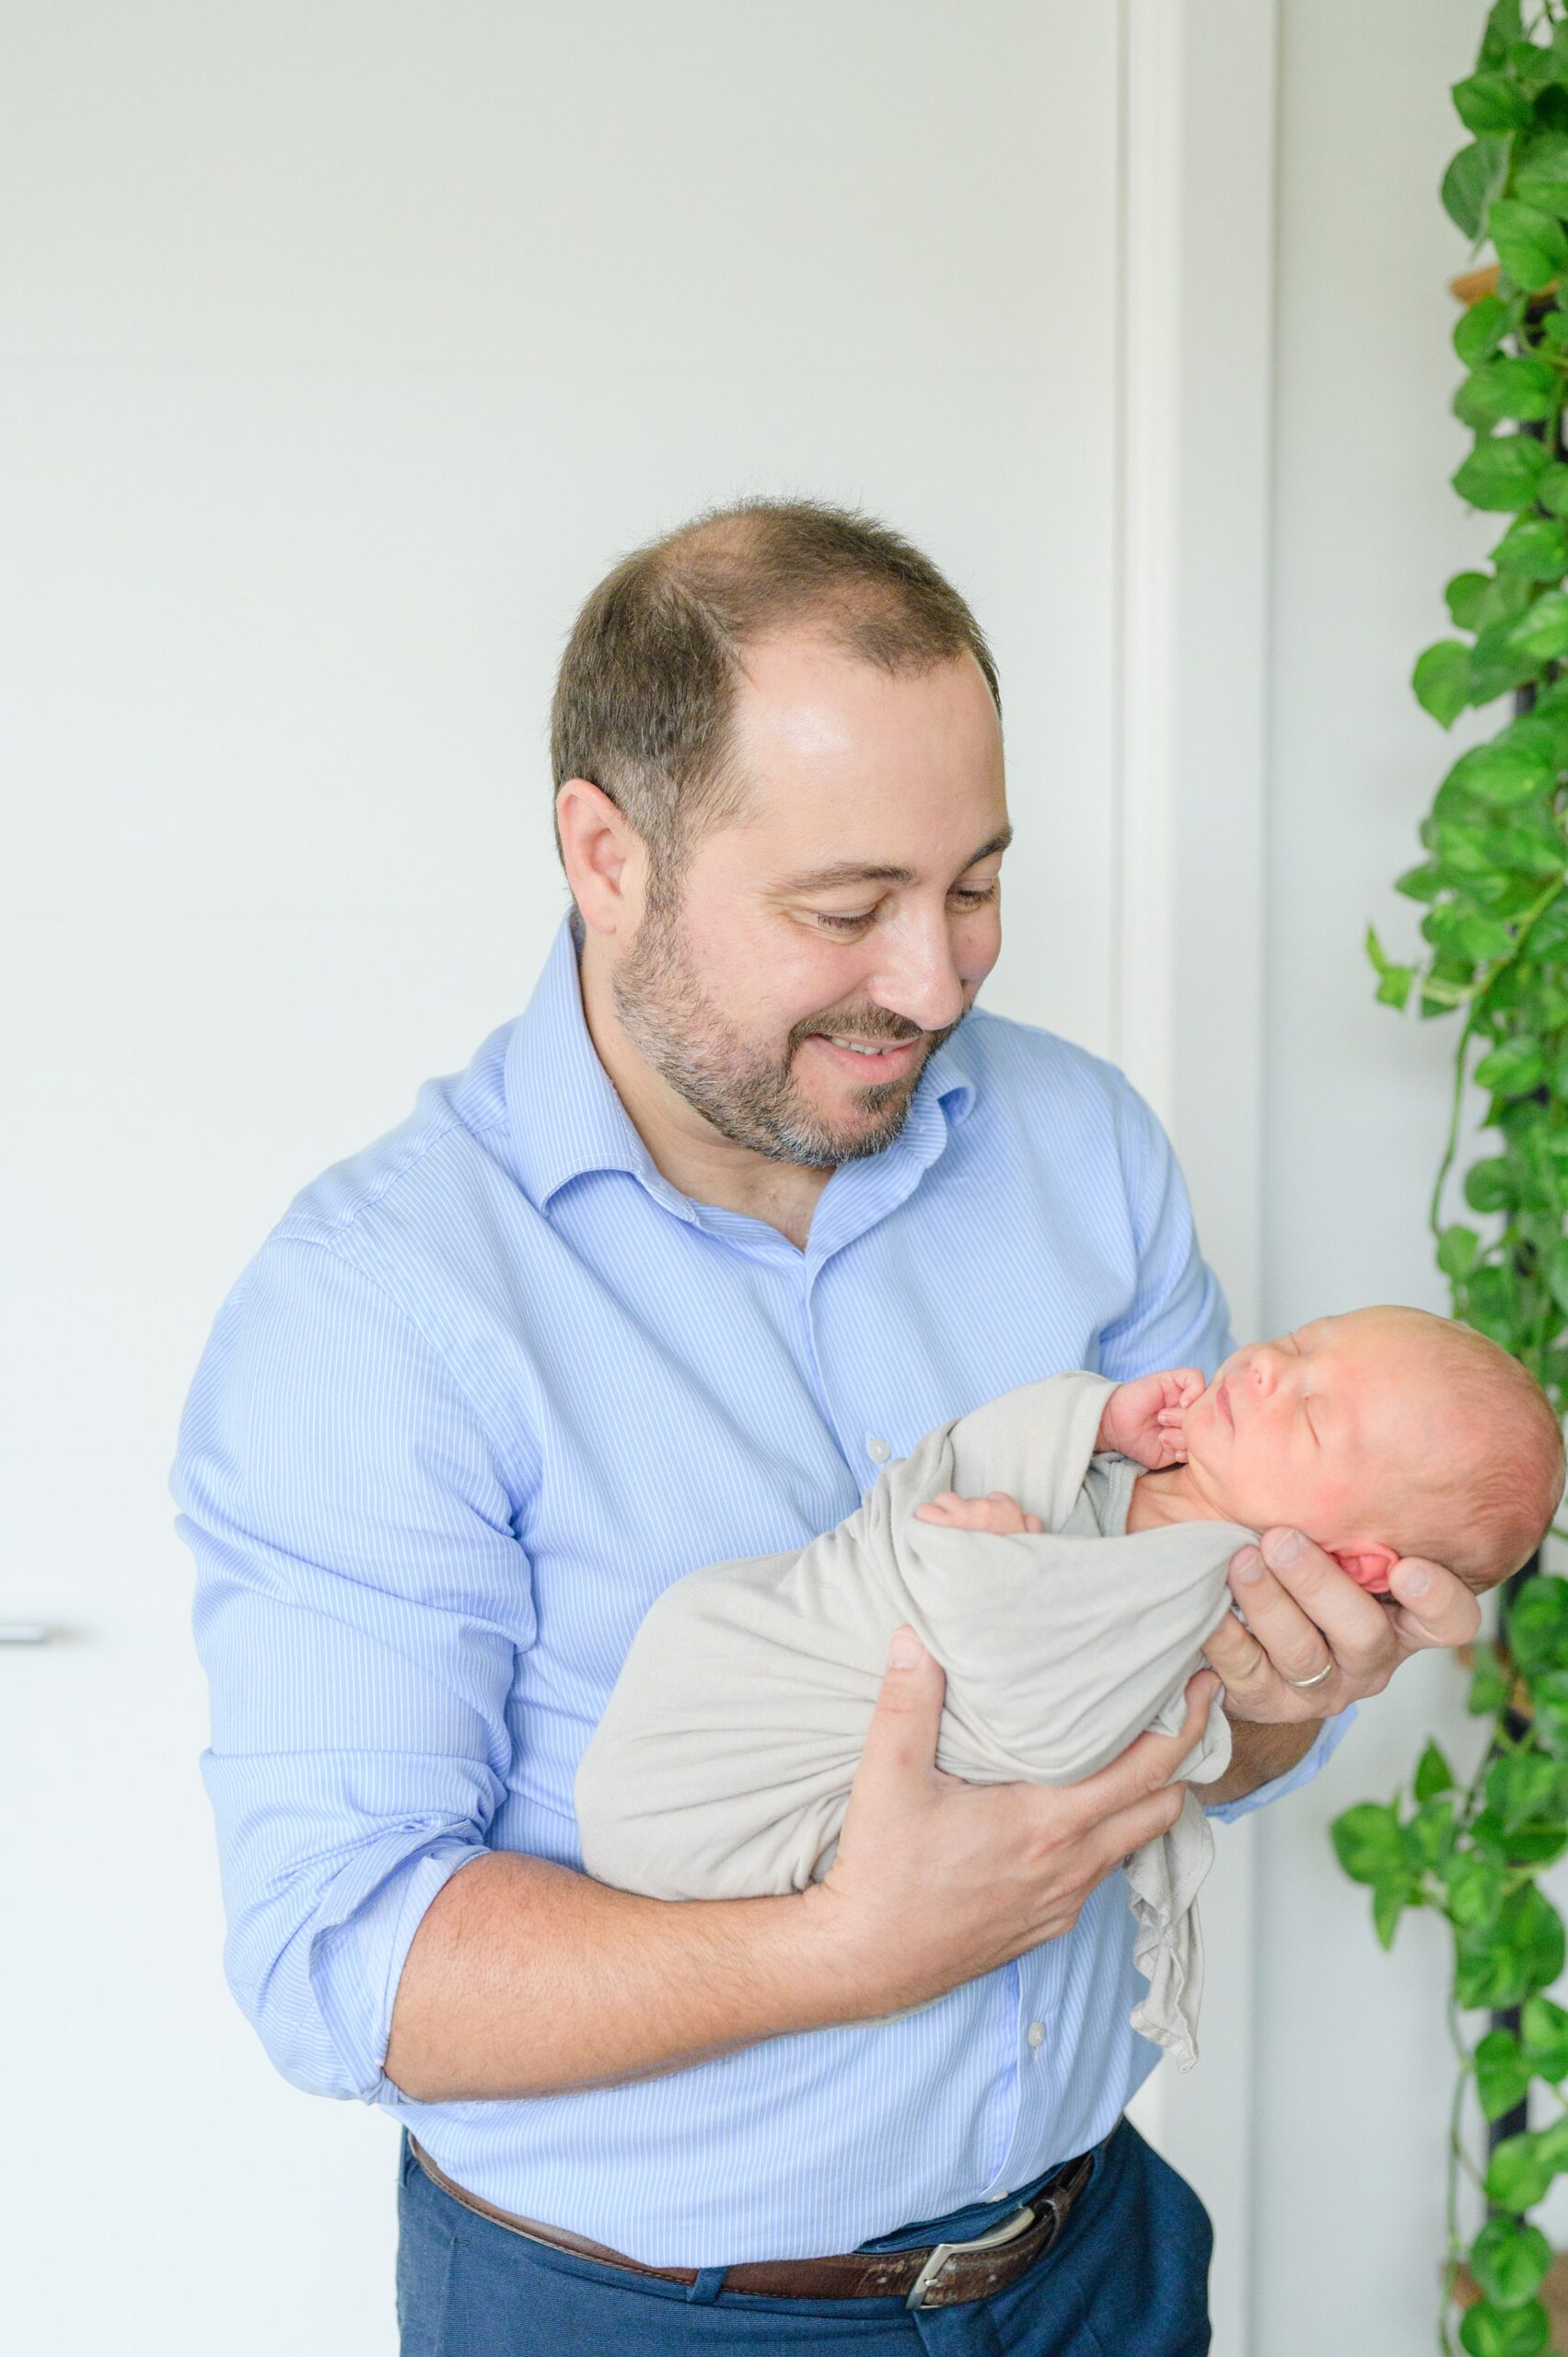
top-left (903, 2200), bottom-right (1038, 2312)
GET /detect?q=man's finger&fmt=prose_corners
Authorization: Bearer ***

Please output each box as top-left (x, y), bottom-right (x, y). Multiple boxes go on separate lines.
top-left (1054, 1670), bottom-right (1219, 1834)
top-left (1202, 1606), bottom-right (1275, 1697)
top-left (1234, 1532), bottom-right (1392, 1684)
top-left (1077, 1783), bottom-right (1190, 1886)
top-left (854, 1626), bottom-right (947, 1787)
top-left (1384, 1554), bottom-right (1481, 1652)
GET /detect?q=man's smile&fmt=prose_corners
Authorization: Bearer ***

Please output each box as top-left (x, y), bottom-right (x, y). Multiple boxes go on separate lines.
top-left (802, 1031), bottom-right (925, 1082)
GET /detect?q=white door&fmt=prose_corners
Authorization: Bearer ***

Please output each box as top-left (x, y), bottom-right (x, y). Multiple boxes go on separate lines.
top-left (0, 6), bottom-right (1255, 2351)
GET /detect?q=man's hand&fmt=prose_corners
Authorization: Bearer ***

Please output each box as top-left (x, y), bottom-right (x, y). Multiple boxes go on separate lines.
top-left (1097, 1367), bottom-right (1205, 1469)
top-left (1203, 1526), bottom-right (1481, 1724)
top-left (804, 1627), bottom-right (1220, 2019)
top-left (384, 1629), bottom-right (1220, 2099)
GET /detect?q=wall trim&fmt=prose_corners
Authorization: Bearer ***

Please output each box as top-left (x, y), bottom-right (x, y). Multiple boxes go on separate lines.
top-left (1112, 6), bottom-right (1280, 2351)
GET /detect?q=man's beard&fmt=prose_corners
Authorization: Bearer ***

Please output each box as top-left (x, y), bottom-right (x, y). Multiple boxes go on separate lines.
top-left (612, 888), bottom-right (966, 1169)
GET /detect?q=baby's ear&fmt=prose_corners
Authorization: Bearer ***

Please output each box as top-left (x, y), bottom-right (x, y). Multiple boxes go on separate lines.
top-left (1329, 1540), bottom-right (1400, 1592)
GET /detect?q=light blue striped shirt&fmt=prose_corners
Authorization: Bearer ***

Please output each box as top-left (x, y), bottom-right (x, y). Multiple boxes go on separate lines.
top-left (173, 915), bottom-right (1350, 2266)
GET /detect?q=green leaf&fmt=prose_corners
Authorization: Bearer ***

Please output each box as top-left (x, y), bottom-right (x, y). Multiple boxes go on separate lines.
top-left (1397, 860), bottom-right (1446, 901)
top-left (1476, 2026), bottom-right (1534, 2121)
top-left (1481, 1), bottom-right (1527, 70)
top-left (1523, 892), bottom-right (1568, 960)
top-left (1447, 139), bottom-right (1513, 239)
top-left (1455, 433), bottom-right (1554, 510)
top-left (1457, 73), bottom-right (1538, 134)
top-left (1475, 1036), bottom-right (1547, 1095)
top-left (1439, 1225), bottom-right (1482, 1279)
top-left (1538, 461), bottom-right (1568, 515)
top-left (1486, 1745), bottom-right (1565, 1827)
top-left (1415, 1738), bottom-right (1458, 1799)
top-left (1470, 2217), bottom-right (1553, 2310)
top-left (1507, 1576), bottom-right (1568, 1671)
top-left (1518, 131), bottom-right (1568, 213)
top-left (1447, 726), bottom-right (1556, 803)
top-left (1470, 619), bottom-right (1543, 702)
top-left (1458, 292), bottom-right (1519, 366)
top-left (1458, 355), bottom-right (1562, 426)
top-left (1458, 292), bottom-right (1518, 365)
top-left (1493, 515), bottom-right (1568, 577)
top-left (1490, 199), bottom-right (1568, 289)
top-left (1514, 38), bottom-right (1568, 99)
top-left (1508, 588), bottom-right (1568, 660)
top-left (1372, 1875), bottom-right (1412, 1949)
top-left (1466, 1156), bottom-right (1519, 1212)
top-left (1469, 1637), bottom-right (1513, 1715)
top-left (1451, 568), bottom-right (1496, 627)
top-left (1458, 2293), bottom-right (1551, 2357)
top-left (1405, 1796), bottom-right (1457, 1872)
top-left (1485, 2127), bottom-right (1560, 2212)
top-left (1330, 1800), bottom-right (1402, 1886)
top-left (1522, 1992), bottom-right (1568, 2081)
top-left (1365, 924), bottom-right (1415, 1008)
top-left (1451, 566), bottom-right (1535, 626)
top-left (1443, 1846), bottom-right (1507, 1929)
top-left (1413, 638), bottom-right (1473, 725)
top-left (1511, 1881), bottom-right (1566, 1991)
top-left (1548, 1237), bottom-right (1568, 1316)
top-left (1484, 812), bottom-right (1568, 877)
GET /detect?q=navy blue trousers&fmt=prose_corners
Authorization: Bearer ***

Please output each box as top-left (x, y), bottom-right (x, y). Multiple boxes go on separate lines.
top-left (395, 2118), bottom-right (1213, 2355)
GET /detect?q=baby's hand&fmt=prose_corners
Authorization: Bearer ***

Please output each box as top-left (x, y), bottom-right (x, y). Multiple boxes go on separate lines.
top-left (913, 1490), bottom-right (1046, 1536)
top-left (1098, 1368), bottom-right (1205, 1469)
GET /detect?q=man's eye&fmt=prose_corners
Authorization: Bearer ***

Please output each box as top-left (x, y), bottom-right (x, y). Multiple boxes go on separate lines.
top-left (810, 910), bottom-right (874, 934)
top-left (950, 881), bottom-right (1000, 910)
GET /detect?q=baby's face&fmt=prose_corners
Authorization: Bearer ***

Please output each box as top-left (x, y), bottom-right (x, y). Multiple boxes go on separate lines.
top-left (1179, 1310), bottom-right (1454, 1585)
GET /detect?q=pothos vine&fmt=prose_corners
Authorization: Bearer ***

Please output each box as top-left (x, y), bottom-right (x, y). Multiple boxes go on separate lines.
top-left (1340, 6), bottom-right (1568, 2352)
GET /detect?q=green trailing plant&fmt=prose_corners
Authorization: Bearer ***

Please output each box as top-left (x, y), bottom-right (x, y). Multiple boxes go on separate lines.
top-left (1339, 6), bottom-right (1568, 2351)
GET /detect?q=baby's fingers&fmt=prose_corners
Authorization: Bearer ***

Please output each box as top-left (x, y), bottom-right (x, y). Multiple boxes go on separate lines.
top-left (913, 1492), bottom-right (965, 1525)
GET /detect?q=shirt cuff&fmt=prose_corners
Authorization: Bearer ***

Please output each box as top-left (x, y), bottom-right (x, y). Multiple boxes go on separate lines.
top-left (1203, 1704), bottom-right (1358, 1824)
top-left (308, 1835), bottom-right (488, 2102)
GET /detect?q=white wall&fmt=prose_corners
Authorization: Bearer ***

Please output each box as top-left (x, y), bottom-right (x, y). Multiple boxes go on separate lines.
top-left (5, 5), bottom-right (1526, 2350)
top-left (1257, 3), bottom-right (1506, 2349)
top-left (0, 7), bottom-right (1137, 2354)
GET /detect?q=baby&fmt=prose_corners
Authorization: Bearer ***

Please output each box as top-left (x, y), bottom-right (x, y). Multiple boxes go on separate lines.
top-left (575, 1307), bottom-right (1563, 2067)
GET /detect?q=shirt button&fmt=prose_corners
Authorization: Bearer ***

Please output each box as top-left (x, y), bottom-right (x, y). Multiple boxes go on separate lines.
top-left (866, 1435), bottom-right (890, 1463)
top-left (1026, 2021), bottom-right (1046, 2049)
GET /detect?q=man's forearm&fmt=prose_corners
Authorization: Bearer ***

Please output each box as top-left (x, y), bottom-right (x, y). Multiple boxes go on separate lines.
top-left (383, 1851), bottom-right (849, 2103)
top-left (1202, 1715), bottom-right (1318, 1808)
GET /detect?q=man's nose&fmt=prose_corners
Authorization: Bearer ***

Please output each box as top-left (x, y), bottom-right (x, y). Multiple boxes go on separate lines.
top-left (866, 909), bottom-right (968, 1034)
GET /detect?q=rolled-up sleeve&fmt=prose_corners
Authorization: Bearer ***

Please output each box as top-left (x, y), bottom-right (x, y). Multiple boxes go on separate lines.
top-left (1204, 1706), bottom-right (1358, 1824)
top-left (172, 1235), bottom-right (531, 2102)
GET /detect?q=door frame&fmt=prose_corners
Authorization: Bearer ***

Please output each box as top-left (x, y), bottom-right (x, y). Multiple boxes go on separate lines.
top-left (1112, 3), bottom-right (1280, 2347)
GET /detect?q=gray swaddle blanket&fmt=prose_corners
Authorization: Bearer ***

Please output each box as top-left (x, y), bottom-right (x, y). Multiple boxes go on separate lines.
top-left (575, 1371), bottom-right (1257, 2068)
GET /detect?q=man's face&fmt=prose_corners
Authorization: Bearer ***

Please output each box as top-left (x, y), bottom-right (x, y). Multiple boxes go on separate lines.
top-left (611, 633), bottom-right (1009, 1167)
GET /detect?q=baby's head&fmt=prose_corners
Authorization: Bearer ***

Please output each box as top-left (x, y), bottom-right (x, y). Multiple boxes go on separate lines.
top-left (1179, 1306), bottom-right (1565, 1592)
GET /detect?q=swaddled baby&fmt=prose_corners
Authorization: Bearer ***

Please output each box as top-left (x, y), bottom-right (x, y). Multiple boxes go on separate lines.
top-left (575, 1307), bottom-right (1563, 2066)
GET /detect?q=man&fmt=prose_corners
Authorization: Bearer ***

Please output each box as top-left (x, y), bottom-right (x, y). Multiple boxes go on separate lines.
top-left (175, 501), bottom-right (1477, 2354)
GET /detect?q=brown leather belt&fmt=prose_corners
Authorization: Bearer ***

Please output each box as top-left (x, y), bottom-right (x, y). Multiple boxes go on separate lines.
top-left (409, 2135), bottom-right (1096, 2311)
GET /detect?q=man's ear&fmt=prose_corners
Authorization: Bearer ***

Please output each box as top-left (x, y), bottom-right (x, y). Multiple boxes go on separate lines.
top-left (1329, 1539), bottom-right (1400, 1592)
top-left (555, 778), bottom-right (644, 935)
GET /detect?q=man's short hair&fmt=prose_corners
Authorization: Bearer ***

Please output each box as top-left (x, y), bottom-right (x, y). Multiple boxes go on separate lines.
top-left (550, 497), bottom-right (1000, 869)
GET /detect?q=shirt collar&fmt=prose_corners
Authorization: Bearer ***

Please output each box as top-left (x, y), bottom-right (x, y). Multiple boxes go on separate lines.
top-left (504, 913), bottom-right (978, 1222)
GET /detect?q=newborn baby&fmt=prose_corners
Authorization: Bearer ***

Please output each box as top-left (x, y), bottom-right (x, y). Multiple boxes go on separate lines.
top-left (575, 1307), bottom-right (1562, 2067)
